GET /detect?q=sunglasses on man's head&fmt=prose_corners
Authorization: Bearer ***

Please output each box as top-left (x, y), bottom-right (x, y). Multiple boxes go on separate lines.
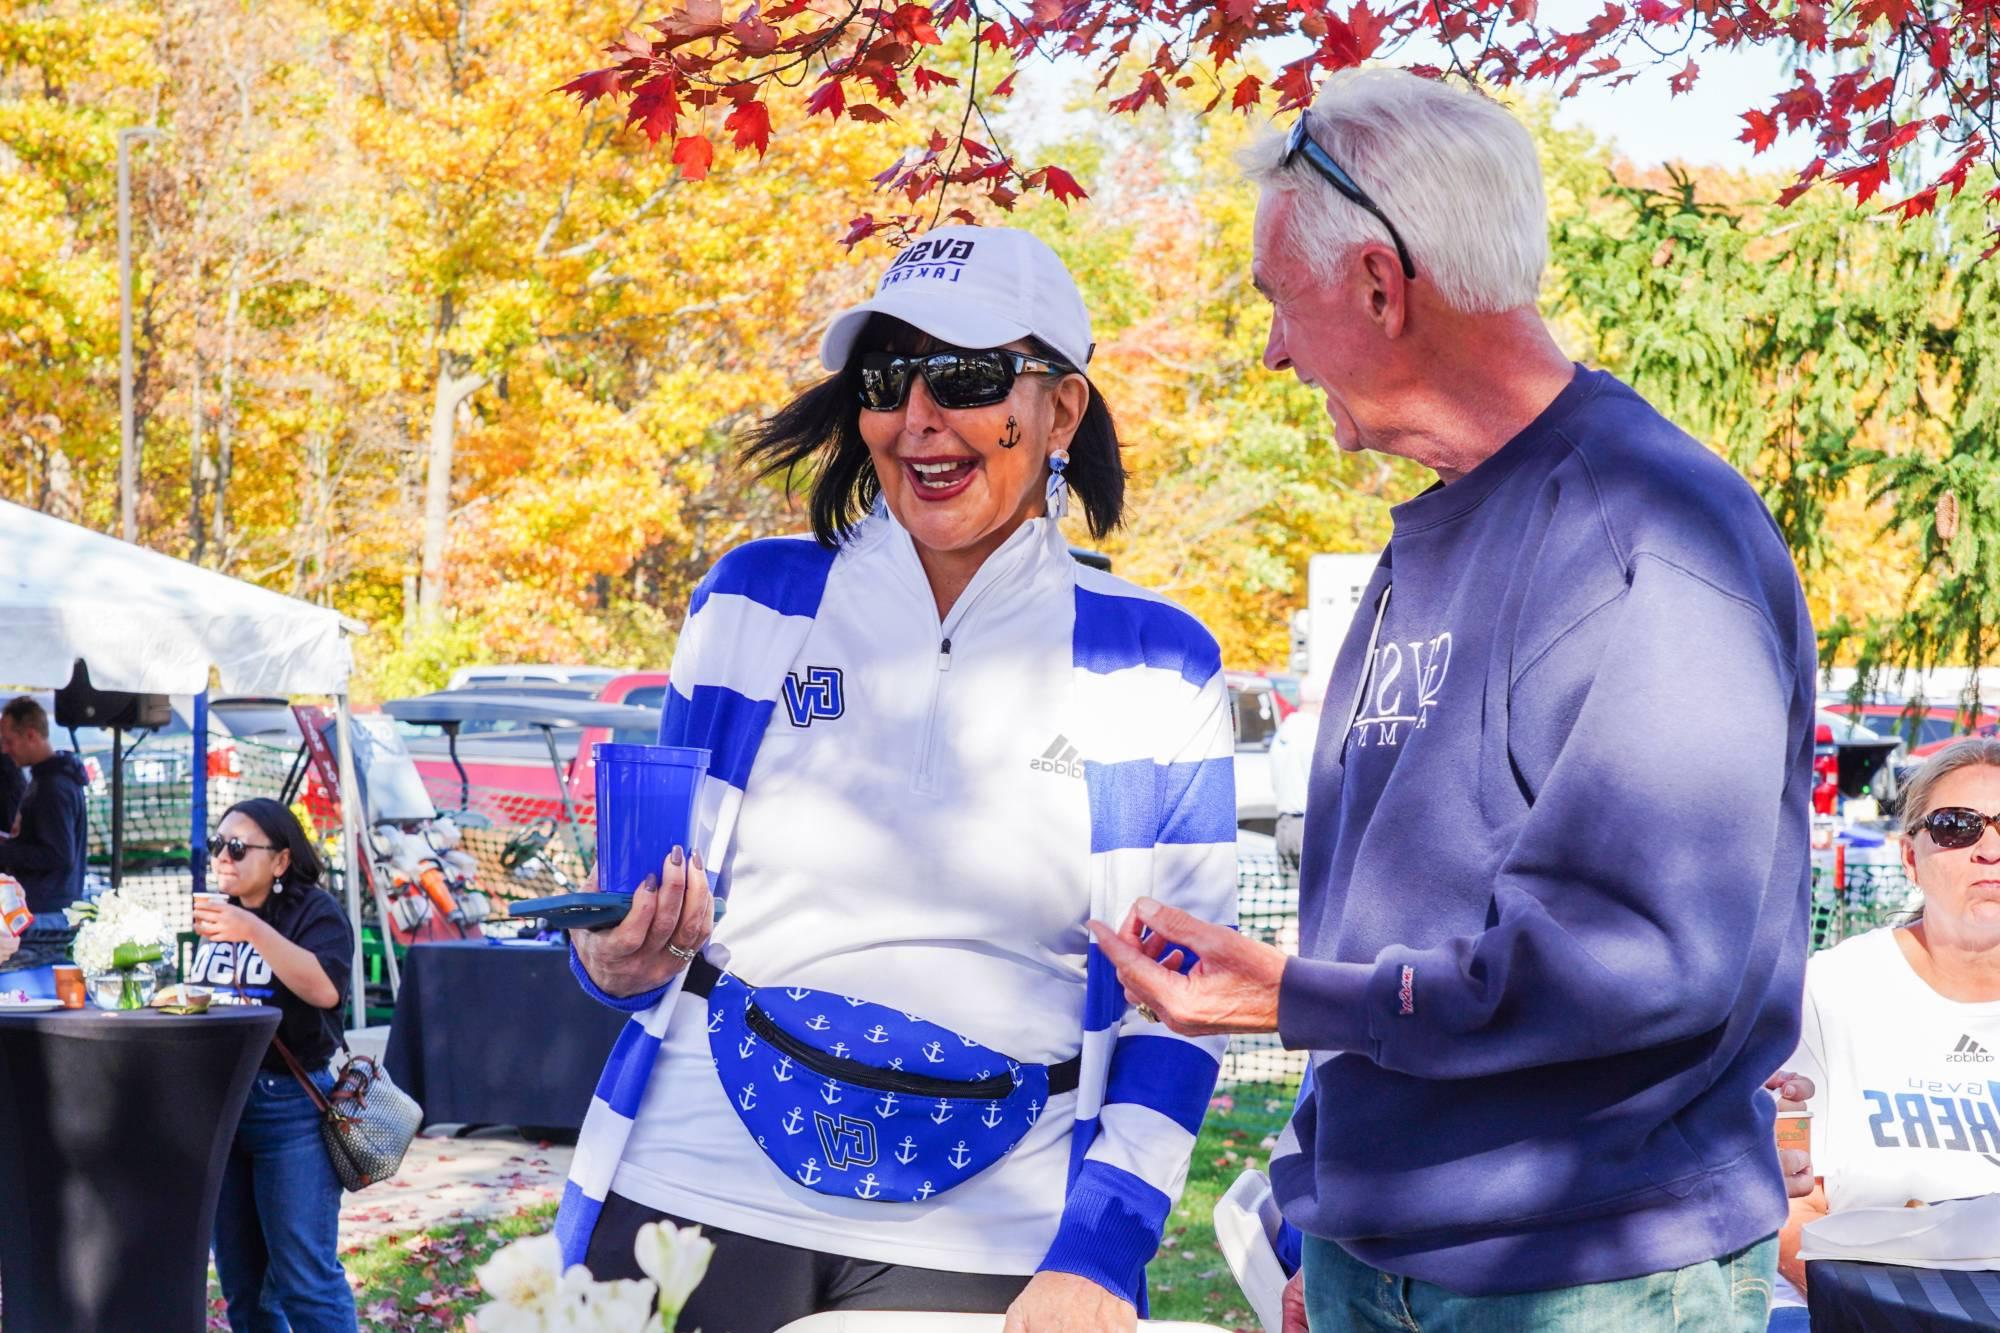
top-left (1918, 807), bottom-right (2000, 850)
top-left (210, 836), bottom-right (279, 863)
top-left (857, 350), bottom-right (1077, 413)
top-left (1282, 116), bottom-right (1417, 282)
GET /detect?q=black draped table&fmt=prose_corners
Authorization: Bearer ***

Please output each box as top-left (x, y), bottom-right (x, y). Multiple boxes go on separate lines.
top-left (0, 1006), bottom-right (280, 1333)
top-left (1808, 1260), bottom-right (2000, 1330)
top-left (383, 941), bottom-right (626, 1132)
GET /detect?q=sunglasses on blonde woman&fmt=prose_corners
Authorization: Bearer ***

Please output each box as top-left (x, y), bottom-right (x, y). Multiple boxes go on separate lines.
top-left (1918, 807), bottom-right (2000, 850)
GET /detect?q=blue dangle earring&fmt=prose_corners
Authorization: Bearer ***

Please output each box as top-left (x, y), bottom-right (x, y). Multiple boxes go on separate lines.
top-left (1046, 449), bottom-right (1071, 520)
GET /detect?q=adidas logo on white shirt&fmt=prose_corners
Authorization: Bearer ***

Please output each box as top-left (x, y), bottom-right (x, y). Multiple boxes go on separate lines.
top-left (1030, 735), bottom-right (1086, 780)
top-left (1947, 1034), bottom-right (1994, 1063)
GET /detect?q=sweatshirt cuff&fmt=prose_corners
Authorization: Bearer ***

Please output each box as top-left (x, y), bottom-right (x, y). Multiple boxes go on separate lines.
top-left (1037, 1161), bottom-right (1167, 1308)
top-left (567, 939), bottom-right (675, 1013)
top-left (1277, 956), bottom-right (1378, 1053)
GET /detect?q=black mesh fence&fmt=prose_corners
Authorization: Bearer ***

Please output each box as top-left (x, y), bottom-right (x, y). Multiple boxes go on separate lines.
top-left (71, 736), bottom-right (1916, 1081)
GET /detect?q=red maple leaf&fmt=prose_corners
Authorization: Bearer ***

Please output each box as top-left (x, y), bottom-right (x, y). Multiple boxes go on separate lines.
top-left (1347, 3), bottom-right (1390, 59)
top-left (805, 80), bottom-right (845, 119)
top-left (1849, 76), bottom-right (1894, 114)
top-left (1832, 156), bottom-right (1891, 204)
top-left (1668, 60), bottom-right (1699, 94)
top-left (1041, 165), bottom-right (1088, 205)
top-left (1884, 187), bottom-right (1938, 220)
top-left (891, 2), bottom-right (942, 44)
top-left (724, 99), bottom-right (771, 155)
top-left (626, 79), bottom-right (682, 142)
top-left (557, 66), bottom-right (629, 105)
top-left (1232, 73), bottom-right (1263, 111)
top-left (991, 71), bottom-right (1018, 98)
top-left (840, 214), bottom-right (880, 249)
top-left (672, 133), bottom-right (714, 180)
top-left (848, 104), bottom-right (892, 122)
top-left (1738, 108), bottom-right (1779, 152)
top-left (912, 66), bottom-right (960, 93)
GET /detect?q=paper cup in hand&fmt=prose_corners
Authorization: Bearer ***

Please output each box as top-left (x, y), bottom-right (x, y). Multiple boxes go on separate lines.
top-left (1776, 1109), bottom-right (1812, 1154)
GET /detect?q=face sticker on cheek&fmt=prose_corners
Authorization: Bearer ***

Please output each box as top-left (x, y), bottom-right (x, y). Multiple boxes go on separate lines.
top-left (999, 415), bottom-right (1020, 449)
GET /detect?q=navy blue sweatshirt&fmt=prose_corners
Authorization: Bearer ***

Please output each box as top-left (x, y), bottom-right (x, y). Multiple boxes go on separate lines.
top-left (0, 752), bottom-right (90, 914)
top-left (1270, 367), bottom-right (1815, 1295)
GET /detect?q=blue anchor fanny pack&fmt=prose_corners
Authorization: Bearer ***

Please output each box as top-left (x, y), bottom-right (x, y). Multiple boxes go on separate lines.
top-left (684, 956), bottom-right (1079, 1203)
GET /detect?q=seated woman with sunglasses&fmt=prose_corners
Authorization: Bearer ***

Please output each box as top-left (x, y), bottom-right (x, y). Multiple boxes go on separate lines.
top-left (188, 797), bottom-right (358, 1333)
top-left (561, 225), bottom-right (1237, 1332)
top-left (1769, 738), bottom-right (2000, 1327)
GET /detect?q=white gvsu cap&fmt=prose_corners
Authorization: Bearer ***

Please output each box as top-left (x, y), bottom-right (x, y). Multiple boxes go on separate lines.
top-left (818, 225), bottom-right (1095, 373)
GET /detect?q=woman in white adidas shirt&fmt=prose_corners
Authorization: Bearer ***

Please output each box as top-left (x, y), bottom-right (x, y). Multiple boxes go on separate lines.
top-left (1771, 738), bottom-right (2000, 1327)
top-left (567, 227), bottom-right (1235, 1332)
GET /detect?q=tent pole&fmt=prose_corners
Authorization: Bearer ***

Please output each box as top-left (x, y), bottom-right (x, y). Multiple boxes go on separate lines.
top-left (334, 698), bottom-right (399, 1030)
top-left (191, 691), bottom-right (208, 895)
top-left (110, 726), bottom-right (125, 890)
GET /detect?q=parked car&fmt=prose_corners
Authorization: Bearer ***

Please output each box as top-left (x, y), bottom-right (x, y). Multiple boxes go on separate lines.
top-left (1227, 671), bottom-right (1281, 831)
top-left (398, 677), bottom-right (665, 815)
top-left (445, 663), bottom-right (627, 692)
top-left (1821, 697), bottom-right (1999, 758)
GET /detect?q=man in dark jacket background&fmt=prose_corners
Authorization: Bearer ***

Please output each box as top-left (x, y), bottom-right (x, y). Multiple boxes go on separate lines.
top-left (0, 695), bottom-right (90, 922)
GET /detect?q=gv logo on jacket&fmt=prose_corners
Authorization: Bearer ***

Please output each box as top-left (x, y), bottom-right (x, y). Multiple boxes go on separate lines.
top-left (1351, 631), bottom-right (1452, 750)
top-left (783, 667), bottom-right (845, 728)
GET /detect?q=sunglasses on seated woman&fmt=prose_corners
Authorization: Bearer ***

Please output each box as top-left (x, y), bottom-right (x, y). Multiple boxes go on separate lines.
top-left (1918, 807), bottom-right (2000, 850)
top-left (857, 349), bottom-right (1077, 412)
top-left (209, 836), bottom-right (280, 862)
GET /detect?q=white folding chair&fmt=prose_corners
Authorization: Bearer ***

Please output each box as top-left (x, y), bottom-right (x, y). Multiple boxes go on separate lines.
top-left (1212, 1168), bottom-right (1290, 1333)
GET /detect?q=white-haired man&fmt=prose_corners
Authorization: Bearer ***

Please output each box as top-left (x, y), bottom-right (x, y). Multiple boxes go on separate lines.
top-left (1091, 69), bottom-right (1818, 1330)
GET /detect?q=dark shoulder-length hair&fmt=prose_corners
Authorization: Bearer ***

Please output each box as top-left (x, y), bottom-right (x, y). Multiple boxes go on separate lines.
top-left (221, 797), bottom-right (324, 893)
top-left (740, 313), bottom-right (1126, 547)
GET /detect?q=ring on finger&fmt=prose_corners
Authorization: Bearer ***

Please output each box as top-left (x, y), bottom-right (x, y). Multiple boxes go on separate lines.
top-left (665, 942), bottom-right (698, 961)
top-left (1134, 1001), bottom-right (1159, 1023)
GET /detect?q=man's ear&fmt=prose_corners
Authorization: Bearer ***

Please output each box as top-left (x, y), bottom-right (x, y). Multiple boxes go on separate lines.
top-left (1356, 244), bottom-right (1409, 339)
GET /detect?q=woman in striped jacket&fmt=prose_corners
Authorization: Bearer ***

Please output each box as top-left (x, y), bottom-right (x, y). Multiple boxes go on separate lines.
top-left (562, 225), bottom-right (1237, 1332)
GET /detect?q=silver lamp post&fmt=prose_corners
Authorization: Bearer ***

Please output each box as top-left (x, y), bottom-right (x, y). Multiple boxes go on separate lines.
top-left (117, 126), bottom-right (165, 544)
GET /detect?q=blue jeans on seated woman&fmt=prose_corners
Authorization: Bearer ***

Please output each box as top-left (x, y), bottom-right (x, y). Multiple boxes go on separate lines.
top-left (213, 1068), bottom-right (357, 1333)
top-left (1303, 1232), bottom-right (1778, 1332)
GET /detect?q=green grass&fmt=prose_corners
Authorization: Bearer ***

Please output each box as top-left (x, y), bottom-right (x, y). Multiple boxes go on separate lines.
top-left (209, 1094), bottom-right (1290, 1330)
top-left (1148, 1087), bottom-right (1294, 1330)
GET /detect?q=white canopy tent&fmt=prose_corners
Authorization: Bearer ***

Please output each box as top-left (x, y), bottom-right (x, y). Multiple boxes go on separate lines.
top-left (0, 498), bottom-right (380, 1025)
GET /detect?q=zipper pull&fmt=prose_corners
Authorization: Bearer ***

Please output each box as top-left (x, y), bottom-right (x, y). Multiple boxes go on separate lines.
top-left (938, 637), bottom-right (953, 671)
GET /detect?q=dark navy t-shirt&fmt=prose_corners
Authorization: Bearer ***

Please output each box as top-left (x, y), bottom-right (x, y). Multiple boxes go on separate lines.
top-left (188, 884), bottom-right (353, 1072)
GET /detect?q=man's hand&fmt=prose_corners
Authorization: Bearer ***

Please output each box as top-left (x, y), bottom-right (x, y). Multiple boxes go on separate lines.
top-left (1002, 1272), bottom-right (1135, 1333)
top-left (1085, 897), bottom-right (1286, 1037)
top-left (1766, 1068), bottom-right (1817, 1198)
top-left (1282, 1270), bottom-right (1309, 1333)
top-left (570, 848), bottom-right (712, 999)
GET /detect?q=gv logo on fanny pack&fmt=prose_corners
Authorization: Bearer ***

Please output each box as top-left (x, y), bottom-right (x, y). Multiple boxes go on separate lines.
top-left (783, 667), bottom-right (845, 728)
top-left (814, 1112), bottom-right (877, 1170)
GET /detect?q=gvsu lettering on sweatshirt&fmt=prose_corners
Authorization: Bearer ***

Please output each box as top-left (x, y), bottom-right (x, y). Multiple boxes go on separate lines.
top-left (1350, 631), bottom-right (1452, 750)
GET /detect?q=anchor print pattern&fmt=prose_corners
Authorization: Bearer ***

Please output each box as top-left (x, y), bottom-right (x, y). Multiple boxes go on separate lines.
top-left (706, 971), bottom-right (1059, 1203)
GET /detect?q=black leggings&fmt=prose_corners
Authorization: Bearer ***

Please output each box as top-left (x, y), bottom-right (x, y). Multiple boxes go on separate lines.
top-left (583, 1192), bottom-right (1033, 1333)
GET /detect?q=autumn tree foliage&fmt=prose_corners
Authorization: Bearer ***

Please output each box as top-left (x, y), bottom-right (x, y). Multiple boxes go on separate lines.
top-left (563, 0), bottom-right (2000, 245)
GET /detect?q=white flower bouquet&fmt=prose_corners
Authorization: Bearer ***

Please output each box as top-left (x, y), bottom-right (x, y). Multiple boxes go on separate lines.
top-left (68, 890), bottom-right (169, 976)
top-left (470, 1220), bottom-right (715, 1333)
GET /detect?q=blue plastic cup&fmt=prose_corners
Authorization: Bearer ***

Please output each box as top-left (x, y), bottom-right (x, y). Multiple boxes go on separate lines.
top-left (593, 743), bottom-right (711, 897)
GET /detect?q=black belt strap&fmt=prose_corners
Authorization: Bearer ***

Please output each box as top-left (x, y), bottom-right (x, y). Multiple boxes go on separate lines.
top-left (679, 954), bottom-right (1080, 1095)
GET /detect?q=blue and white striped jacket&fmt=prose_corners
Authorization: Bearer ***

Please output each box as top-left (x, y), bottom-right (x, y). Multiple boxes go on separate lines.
top-left (557, 515), bottom-right (1237, 1306)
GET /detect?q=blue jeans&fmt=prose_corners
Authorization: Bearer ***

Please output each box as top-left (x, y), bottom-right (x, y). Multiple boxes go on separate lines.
top-left (1303, 1233), bottom-right (1778, 1332)
top-left (212, 1069), bottom-right (357, 1333)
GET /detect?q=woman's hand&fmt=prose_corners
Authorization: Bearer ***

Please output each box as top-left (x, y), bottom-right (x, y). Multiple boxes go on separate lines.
top-left (1282, 1270), bottom-right (1309, 1332)
top-left (571, 848), bottom-right (713, 999)
top-left (192, 898), bottom-right (267, 947)
top-left (1002, 1272), bottom-right (1136, 1333)
top-left (0, 930), bottom-right (18, 963)
top-left (1765, 1068), bottom-right (1817, 1197)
